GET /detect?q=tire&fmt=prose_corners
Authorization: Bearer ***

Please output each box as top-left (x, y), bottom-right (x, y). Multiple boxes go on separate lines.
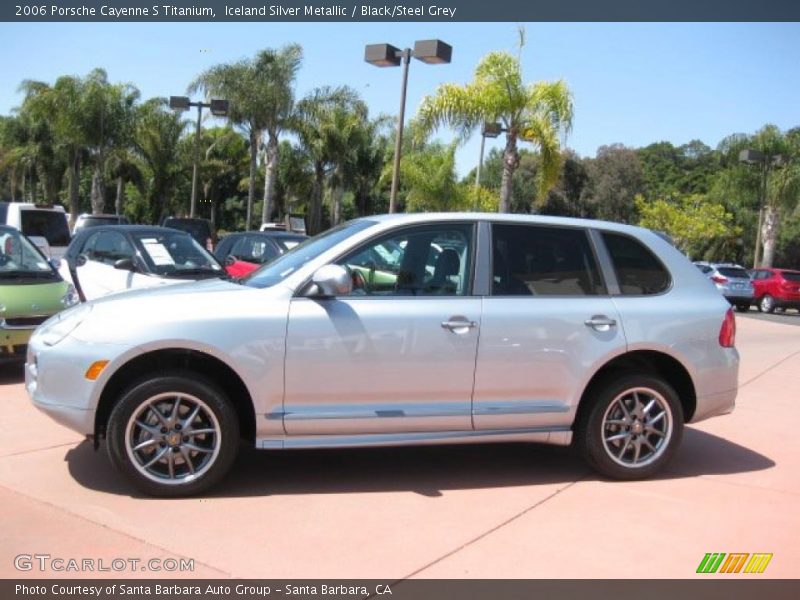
top-left (576, 374), bottom-right (683, 480)
top-left (106, 371), bottom-right (240, 497)
top-left (735, 303), bottom-right (750, 313)
top-left (759, 294), bottom-right (775, 314)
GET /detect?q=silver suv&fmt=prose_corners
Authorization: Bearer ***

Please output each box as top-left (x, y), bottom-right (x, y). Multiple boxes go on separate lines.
top-left (27, 214), bottom-right (739, 496)
top-left (694, 261), bottom-right (754, 312)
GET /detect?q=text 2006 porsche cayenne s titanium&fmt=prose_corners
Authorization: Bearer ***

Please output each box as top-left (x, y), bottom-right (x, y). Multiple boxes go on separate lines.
top-left (26, 213), bottom-right (738, 496)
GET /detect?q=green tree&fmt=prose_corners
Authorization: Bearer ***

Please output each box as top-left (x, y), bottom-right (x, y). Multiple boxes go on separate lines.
top-left (582, 144), bottom-right (644, 223)
top-left (294, 85), bottom-right (366, 233)
top-left (132, 99), bottom-right (186, 223)
top-left (636, 194), bottom-right (739, 258)
top-left (416, 38), bottom-right (573, 212)
top-left (190, 44), bottom-right (303, 229)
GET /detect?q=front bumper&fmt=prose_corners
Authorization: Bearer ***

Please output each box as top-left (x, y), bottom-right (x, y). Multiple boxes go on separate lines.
top-left (25, 334), bottom-right (132, 436)
top-left (1, 326), bottom-right (34, 360)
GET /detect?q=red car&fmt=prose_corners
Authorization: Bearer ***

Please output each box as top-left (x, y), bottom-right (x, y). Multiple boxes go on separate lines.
top-left (750, 267), bottom-right (800, 313)
top-left (214, 231), bottom-right (307, 278)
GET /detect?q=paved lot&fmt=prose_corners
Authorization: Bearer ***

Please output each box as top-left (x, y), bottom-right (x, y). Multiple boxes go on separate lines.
top-left (1, 314), bottom-right (798, 579)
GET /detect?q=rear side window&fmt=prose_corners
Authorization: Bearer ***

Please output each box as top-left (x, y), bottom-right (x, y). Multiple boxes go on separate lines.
top-left (782, 271), bottom-right (800, 282)
top-left (491, 224), bottom-right (606, 296)
top-left (602, 232), bottom-right (671, 295)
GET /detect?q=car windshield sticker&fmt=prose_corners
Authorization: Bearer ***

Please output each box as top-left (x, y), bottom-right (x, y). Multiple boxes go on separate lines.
top-left (141, 239), bottom-right (175, 266)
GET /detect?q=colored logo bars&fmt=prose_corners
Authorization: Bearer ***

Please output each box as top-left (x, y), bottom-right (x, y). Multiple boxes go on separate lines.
top-left (697, 552), bottom-right (773, 574)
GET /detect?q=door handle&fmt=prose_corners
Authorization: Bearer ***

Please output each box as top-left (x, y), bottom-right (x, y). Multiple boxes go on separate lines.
top-left (441, 318), bottom-right (477, 331)
top-left (584, 315), bottom-right (617, 332)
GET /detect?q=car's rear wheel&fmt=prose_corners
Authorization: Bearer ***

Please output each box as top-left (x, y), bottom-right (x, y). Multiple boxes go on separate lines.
top-left (759, 294), bottom-right (775, 313)
top-left (107, 372), bottom-right (239, 497)
top-left (735, 303), bottom-right (750, 312)
top-left (577, 374), bottom-right (683, 480)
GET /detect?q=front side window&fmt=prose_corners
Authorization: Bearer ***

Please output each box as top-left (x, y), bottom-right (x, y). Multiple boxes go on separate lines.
top-left (491, 224), bottom-right (605, 296)
top-left (90, 231), bottom-right (135, 265)
top-left (337, 223), bottom-right (475, 297)
top-left (602, 232), bottom-right (671, 295)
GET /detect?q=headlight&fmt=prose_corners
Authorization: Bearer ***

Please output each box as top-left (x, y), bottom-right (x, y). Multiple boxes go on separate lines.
top-left (61, 284), bottom-right (80, 307)
top-left (36, 304), bottom-right (92, 347)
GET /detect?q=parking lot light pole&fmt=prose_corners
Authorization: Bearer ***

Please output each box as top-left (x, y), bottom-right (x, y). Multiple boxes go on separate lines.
top-left (739, 149), bottom-right (784, 268)
top-left (365, 40), bottom-right (452, 213)
top-left (474, 122), bottom-right (504, 210)
top-left (169, 96), bottom-right (229, 218)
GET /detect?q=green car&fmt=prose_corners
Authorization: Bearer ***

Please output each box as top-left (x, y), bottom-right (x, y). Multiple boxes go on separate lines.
top-left (0, 225), bottom-right (78, 362)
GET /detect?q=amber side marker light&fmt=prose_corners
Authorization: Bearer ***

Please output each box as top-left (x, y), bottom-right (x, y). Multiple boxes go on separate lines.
top-left (85, 360), bottom-right (109, 381)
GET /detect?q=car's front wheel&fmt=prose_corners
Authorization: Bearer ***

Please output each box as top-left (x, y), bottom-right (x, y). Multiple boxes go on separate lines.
top-left (735, 303), bottom-right (750, 312)
top-left (577, 375), bottom-right (683, 480)
top-left (106, 372), bottom-right (239, 497)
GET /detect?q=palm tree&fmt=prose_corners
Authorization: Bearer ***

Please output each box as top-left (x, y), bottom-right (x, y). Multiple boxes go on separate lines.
top-left (12, 87), bottom-right (65, 205)
top-left (759, 126), bottom-right (800, 267)
top-left (417, 48), bottom-right (574, 213)
top-left (294, 86), bottom-right (364, 233)
top-left (190, 44), bottom-right (302, 230)
top-left (133, 99), bottom-right (186, 223)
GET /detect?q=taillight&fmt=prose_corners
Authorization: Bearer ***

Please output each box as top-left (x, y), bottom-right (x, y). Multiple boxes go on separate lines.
top-left (719, 308), bottom-right (736, 348)
top-left (711, 275), bottom-right (728, 284)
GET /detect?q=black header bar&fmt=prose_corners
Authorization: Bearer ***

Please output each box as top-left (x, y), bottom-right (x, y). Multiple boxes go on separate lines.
top-left (4, 1), bottom-right (800, 22)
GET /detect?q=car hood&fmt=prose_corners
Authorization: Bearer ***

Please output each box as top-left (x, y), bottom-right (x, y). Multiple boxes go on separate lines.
top-left (0, 280), bottom-right (68, 319)
top-left (72, 277), bottom-right (292, 345)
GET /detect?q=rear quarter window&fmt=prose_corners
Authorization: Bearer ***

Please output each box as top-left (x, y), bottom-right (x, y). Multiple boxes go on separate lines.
top-left (602, 232), bottom-right (671, 295)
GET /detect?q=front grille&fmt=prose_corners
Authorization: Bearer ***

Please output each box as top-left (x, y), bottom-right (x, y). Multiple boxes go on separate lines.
top-left (3, 316), bottom-right (49, 328)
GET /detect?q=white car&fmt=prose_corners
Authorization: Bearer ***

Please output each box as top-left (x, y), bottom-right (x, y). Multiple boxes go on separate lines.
top-left (59, 225), bottom-right (227, 301)
top-left (0, 201), bottom-right (70, 259)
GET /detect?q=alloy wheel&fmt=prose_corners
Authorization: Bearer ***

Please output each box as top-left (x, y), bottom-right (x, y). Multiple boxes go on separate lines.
top-left (600, 387), bottom-right (673, 468)
top-left (124, 392), bottom-right (222, 485)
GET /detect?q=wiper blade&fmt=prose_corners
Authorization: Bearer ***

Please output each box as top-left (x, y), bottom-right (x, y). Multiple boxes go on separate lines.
top-left (0, 270), bottom-right (55, 278)
top-left (165, 268), bottom-right (225, 277)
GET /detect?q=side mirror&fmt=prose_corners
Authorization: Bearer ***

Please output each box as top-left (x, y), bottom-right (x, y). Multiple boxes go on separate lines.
top-left (114, 257), bottom-right (137, 272)
top-left (76, 254), bottom-right (88, 267)
top-left (49, 258), bottom-right (62, 270)
top-left (310, 264), bottom-right (352, 298)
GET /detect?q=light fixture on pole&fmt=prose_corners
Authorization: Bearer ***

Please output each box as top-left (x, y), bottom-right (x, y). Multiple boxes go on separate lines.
top-left (169, 95), bottom-right (229, 218)
top-left (739, 149), bottom-right (784, 268)
top-left (365, 39), bottom-right (452, 213)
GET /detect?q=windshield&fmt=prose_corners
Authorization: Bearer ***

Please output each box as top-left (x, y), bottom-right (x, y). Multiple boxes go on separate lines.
top-left (131, 230), bottom-right (224, 278)
top-left (244, 220), bottom-right (377, 289)
top-left (717, 267), bottom-right (749, 279)
top-left (274, 235), bottom-right (307, 252)
top-left (0, 228), bottom-right (57, 278)
top-left (20, 209), bottom-right (70, 246)
top-left (77, 216), bottom-right (129, 229)
top-left (163, 219), bottom-right (213, 243)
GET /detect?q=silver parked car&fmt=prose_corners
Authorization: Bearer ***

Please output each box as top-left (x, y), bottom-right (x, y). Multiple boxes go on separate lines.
top-left (693, 261), bottom-right (754, 312)
top-left (26, 214), bottom-right (739, 496)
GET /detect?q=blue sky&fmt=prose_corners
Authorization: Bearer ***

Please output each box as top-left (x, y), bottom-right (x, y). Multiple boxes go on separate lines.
top-left (1, 22), bottom-right (798, 176)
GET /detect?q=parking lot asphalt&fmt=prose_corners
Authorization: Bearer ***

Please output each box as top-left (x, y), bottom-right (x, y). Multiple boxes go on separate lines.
top-left (1, 313), bottom-right (798, 580)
